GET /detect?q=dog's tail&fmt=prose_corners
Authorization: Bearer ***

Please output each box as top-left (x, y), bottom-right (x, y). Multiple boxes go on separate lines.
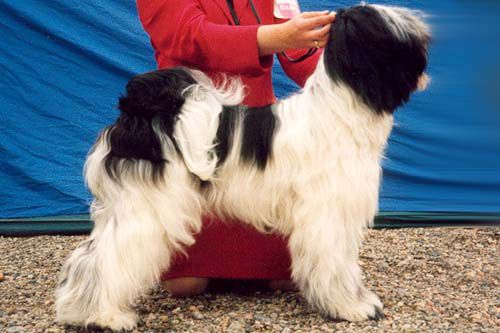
top-left (173, 69), bottom-right (245, 180)
top-left (85, 67), bottom-right (245, 199)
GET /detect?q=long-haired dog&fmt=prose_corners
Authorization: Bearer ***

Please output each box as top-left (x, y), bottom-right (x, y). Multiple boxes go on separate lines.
top-left (56, 4), bottom-right (430, 330)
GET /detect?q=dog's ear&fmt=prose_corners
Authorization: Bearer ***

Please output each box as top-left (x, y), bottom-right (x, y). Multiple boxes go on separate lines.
top-left (324, 5), bottom-right (430, 114)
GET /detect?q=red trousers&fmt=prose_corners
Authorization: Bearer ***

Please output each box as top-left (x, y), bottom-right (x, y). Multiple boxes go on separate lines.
top-left (162, 217), bottom-right (292, 280)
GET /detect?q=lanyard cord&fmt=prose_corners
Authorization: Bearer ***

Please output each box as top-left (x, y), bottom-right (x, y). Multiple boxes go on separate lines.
top-left (227, 0), bottom-right (261, 25)
top-left (225, 0), bottom-right (317, 63)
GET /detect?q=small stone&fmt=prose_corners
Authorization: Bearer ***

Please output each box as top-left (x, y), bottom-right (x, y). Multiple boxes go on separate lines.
top-left (0, 272), bottom-right (4, 282)
top-left (243, 313), bottom-right (254, 321)
top-left (415, 300), bottom-right (426, 308)
top-left (272, 324), bottom-right (283, 331)
top-left (227, 320), bottom-right (245, 333)
top-left (188, 305), bottom-right (198, 312)
top-left (282, 328), bottom-right (292, 333)
top-left (46, 328), bottom-right (60, 333)
top-left (7, 327), bottom-right (25, 333)
top-left (254, 314), bottom-right (271, 323)
top-left (192, 311), bottom-right (204, 320)
top-left (253, 321), bottom-right (263, 329)
top-left (172, 307), bottom-right (181, 314)
top-left (159, 315), bottom-right (169, 321)
top-left (470, 312), bottom-right (482, 322)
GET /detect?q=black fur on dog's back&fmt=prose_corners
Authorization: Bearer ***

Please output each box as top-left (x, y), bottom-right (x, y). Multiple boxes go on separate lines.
top-left (215, 104), bottom-right (278, 170)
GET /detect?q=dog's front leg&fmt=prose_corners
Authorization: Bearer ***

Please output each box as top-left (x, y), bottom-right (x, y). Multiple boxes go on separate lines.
top-left (289, 211), bottom-right (383, 322)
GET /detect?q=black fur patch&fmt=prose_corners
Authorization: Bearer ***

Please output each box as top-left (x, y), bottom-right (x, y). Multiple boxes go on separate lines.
top-left (214, 105), bottom-right (241, 165)
top-left (104, 67), bottom-right (196, 181)
top-left (240, 105), bottom-right (278, 169)
top-left (215, 104), bottom-right (278, 169)
top-left (324, 5), bottom-right (429, 114)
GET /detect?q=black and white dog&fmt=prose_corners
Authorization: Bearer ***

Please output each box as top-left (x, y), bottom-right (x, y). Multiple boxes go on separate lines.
top-left (56, 4), bottom-right (430, 330)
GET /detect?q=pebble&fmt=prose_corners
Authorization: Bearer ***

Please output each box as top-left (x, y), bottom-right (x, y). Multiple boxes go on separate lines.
top-left (227, 320), bottom-right (246, 333)
top-left (192, 311), bottom-right (204, 320)
top-left (0, 272), bottom-right (4, 281)
top-left (46, 328), bottom-right (60, 333)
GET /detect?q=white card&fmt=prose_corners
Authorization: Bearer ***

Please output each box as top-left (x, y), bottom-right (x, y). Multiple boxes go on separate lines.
top-left (274, 0), bottom-right (301, 19)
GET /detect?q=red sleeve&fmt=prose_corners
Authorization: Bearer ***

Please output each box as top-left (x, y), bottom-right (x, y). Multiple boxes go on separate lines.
top-left (136, 0), bottom-right (273, 75)
top-left (276, 49), bottom-right (322, 87)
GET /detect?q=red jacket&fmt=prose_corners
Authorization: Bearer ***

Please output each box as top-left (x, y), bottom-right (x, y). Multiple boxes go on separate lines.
top-left (137, 0), bottom-right (320, 106)
top-left (136, 0), bottom-right (320, 279)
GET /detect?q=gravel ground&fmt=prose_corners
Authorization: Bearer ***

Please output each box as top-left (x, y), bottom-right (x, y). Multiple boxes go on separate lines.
top-left (0, 228), bottom-right (498, 333)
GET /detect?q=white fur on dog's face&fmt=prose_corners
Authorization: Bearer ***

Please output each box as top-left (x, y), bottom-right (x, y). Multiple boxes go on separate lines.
top-left (56, 4), bottom-right (430, 330)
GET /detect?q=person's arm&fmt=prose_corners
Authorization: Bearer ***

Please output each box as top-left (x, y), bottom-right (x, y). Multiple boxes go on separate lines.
top-left (137, 0), bottom-right (271, 75)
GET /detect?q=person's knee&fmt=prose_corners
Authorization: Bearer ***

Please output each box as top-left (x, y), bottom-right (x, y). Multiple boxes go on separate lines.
top-left (162, 277), bottom-right (209, 297)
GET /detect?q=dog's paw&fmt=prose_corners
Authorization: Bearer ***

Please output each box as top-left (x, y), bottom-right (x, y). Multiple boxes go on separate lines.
top-left (89, 310), bottom-right (139, 332)
top-left (334, 289), bottom-right (384, 322)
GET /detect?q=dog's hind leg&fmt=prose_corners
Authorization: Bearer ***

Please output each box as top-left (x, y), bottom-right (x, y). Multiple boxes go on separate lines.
top-left (288, 208), bottom-right (383, 322)
top-left (56, 141), bottom-right (202, 331)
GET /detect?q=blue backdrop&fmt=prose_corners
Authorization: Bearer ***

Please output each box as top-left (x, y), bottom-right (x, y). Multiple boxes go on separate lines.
top-left (1, 0), bottom-right (499, 219)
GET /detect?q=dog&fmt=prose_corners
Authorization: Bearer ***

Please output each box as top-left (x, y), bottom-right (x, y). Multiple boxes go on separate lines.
top-left (56, 4), bottom-right (430, 330)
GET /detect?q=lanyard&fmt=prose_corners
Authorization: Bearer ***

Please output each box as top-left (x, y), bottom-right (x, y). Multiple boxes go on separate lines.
top-left (227, 0), bottom-right (261, 25)
top-left (225, 0), bottom-right (317, 63)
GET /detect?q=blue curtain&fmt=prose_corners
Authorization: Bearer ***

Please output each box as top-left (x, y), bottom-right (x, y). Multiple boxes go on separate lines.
top-left (1, 0), bottom-right (499, 219)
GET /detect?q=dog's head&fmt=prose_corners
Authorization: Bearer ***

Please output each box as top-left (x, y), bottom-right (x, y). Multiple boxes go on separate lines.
top-left (324, 4), bottom-right (431, 114)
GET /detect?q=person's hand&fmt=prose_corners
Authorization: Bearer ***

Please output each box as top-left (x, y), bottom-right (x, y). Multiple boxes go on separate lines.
top-left (281, 11), bottom-right (336, 49)
top-left (257, 11), bottom-right (336, 56)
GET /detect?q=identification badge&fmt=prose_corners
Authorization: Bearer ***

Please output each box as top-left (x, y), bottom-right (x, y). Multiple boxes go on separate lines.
top-left (274, 0), bottom-right (301, 19)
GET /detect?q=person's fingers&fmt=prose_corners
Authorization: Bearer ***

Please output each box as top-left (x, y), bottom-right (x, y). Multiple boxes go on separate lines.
top-left (303, 12), bottom-right (336, 29)
top-left (308, 23), bottom-right (331, 41)
top-left (300, 11), bottom-right (329, 19)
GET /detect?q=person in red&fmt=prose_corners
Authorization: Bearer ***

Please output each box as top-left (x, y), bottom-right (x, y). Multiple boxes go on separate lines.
top-left (136, 0), bottom-right (335, 296)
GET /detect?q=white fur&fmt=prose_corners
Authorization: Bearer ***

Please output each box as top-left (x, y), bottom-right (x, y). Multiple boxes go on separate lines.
top-left (56, 4), bottom-right (428, 330)
top-left (173, 70), bottom-right (245, 180)
top-left (369, 4), bottom-right (430, 41)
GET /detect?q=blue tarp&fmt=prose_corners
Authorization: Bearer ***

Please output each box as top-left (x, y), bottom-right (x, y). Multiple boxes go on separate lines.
top-left (1, 0), bottom-right (499, 219)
